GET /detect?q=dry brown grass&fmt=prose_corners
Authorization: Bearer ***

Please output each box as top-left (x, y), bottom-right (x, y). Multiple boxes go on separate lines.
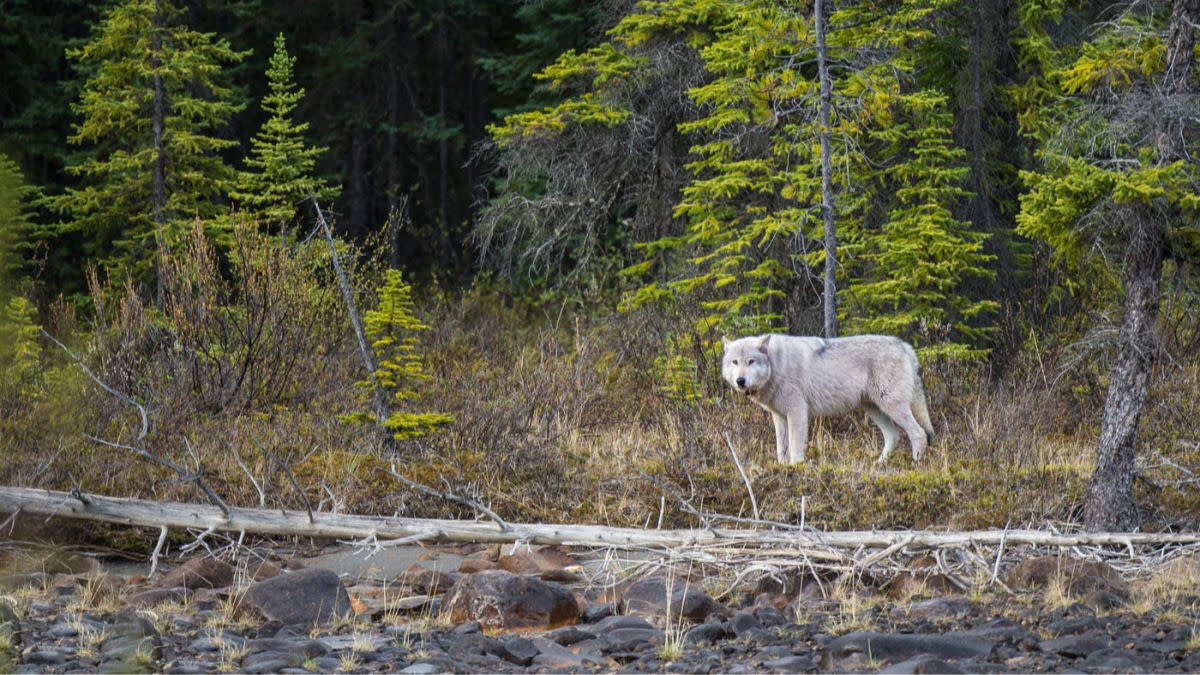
top-left (4, 244), bottom-right (1200, 543)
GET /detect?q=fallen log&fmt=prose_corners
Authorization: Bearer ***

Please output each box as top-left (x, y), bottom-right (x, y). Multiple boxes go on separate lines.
top-left (3, 485), bottom-right (1199, 553)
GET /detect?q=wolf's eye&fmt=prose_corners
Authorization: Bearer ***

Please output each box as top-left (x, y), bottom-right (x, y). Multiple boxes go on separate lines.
top-left (748, 359), bottom-right (755, 365)
top-left (731, 359), bottom-right (738, 365)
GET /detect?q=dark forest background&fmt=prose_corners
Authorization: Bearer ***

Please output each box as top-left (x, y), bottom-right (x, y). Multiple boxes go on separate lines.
top-left (1, 0), bottom-right (608, 291)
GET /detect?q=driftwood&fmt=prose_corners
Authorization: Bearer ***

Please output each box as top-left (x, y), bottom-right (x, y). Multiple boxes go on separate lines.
top-left (4, 485), bottom-right (1200, 554)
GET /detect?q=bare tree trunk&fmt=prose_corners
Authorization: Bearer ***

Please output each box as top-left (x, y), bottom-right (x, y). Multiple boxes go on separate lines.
top-left (151, 0), bottom-right (167, 304)
top-left (310, 197), bottom-right (390, 426)
top-left (436, 9), bottom-right (452, 271)
top-left (1083, 0), bottom-right (1196, 531)
top-left (815, 0), bottom-right (837, 339)
top-left (1083, 214), bottom-right (1163, 530)
top-left (5, 486), bottom-right (1200, 551)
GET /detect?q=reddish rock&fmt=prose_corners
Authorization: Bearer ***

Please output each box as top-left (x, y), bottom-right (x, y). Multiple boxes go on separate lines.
top-left (621, 576), bottom-right (730, 626)
top-left (243, 568), bottom-right (353, 626)
top-left (440, 569), bottom-right (579, 633)
top-left (394, 563), bottom-right (459, 594)
top-left (884, 571), bottom-right (958, 600)
top-left (1004, 556), bottom-right (1128, 598)
top-left (459, 558), bottom-right (498, 574)
top-left (155, 558), bottom-right (234, 591)
top-left (498, 546), bottom-right (575, 575)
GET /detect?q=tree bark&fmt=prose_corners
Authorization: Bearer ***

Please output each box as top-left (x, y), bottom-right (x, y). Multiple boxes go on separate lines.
top-left (151, 0), bottom-right (167, 303)
top-left (1083, 215), bottom-right (1163, 530)
top-left (815, 0), bottom-right (837, 339)
top-left (1082, 0), bottom-right (1196, 531)
top-left (310, 196), bottom-right (390, 426)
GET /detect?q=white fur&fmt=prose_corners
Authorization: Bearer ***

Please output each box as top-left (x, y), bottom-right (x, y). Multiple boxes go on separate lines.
top-left (722, 333), bottom-right (934, 464)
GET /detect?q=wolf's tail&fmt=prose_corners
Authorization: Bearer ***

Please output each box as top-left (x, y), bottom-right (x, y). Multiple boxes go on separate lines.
top-left (912, 376), bottom-right (935, 446)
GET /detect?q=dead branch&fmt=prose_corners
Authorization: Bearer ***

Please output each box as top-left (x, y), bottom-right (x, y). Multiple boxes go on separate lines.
top-left (8, 486), bottom-right (1200, 557)
top-left (383, 464), bottom-right (509, 531)
top-left (251, 436), bottom-right (315, 524)
top-left (724, 432), bottom-right (759, 522)
top-left (309, 195), bottom-right (389, 426)
top-left (43, 329), bottom-right (230, 516)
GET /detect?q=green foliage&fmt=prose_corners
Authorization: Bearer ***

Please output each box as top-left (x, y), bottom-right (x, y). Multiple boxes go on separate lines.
top-left (844, 92), bottom-right (997, 359)
top-left (154, 218), bottom-right (350, 412)
top-left (0, 152), bottom-right (39, 281)
top-left (232, 33), bottom-right (340, 229)
top-left (0, 297), bottom-right (41, 390)
top-left (1014, 0), bottom-right (1200, 276)
top-left (49, 0), bottom-right (247, 286)
top-left (354, 269), bottom-right (453, 440)
top-left (477, 0), bottom-right (609, 118)
top-left (0, 0), bottom-right (89, 183)
top-left (651, 333), bottom-right (718, 403)
top-left (490, 0), bottom-right (996, 356)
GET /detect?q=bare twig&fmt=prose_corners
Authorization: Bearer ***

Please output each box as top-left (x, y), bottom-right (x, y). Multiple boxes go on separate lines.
top-left (621, 458), bottom-right (717, 532)
top-left (44, 328), bottom-right (231, 516)
top-left (340, 529), bottom-right (439, 558)
top-left (992, 524), bottom-right (1009, 584)
top-left (251, 436), bottom-right (315, 524)
top-left (68, 474), bottom-right (93, 506)
top-left (0, 507), bottom-right (20, 536)
top-left (84, 435), bottom-right (231, 516)
top-left (384, 464), bottom-right (509, 531)
top-left (179, 525), bottom-right (217, 555)
top-left (621, 457), bottom-right (799, 531)
top-left (724, 432), bottom-right (760, 523)
top-left (149, 525), bottom-right (169, 578)
top-left (40, 329), bottom-right (148, 441)
top-left (229, 442), bottom-right (265, 509)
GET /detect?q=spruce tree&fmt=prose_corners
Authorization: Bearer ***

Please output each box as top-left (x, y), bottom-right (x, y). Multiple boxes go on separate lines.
top-left (844, 92), bottom-right (997, 359)
top-left (0, 153), bottom-right (39, 282)
top-left (344, 269), bottom-right (453, 441)
top-left (485, 0), bottom-right (997, 356)
top-left (232, 33), bottom-right (339, 229)
top-left (0, 152), bottom-right (42, 389)
top-left (50, 0), bottom-right (246, 287)
top-left (1014, 0), bottom-right (1200, 530)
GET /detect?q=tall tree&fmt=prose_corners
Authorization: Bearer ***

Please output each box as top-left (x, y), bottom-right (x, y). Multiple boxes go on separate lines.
top-left (50, 0), bottom-right (247, 289)
top-left (815, 0), bottom-right (837, 339)
top-left (0, 152), bottom-right (39, 283)
top-left (0, 152), bottom-right (42, 390)
top-left (1015, 0), bottom-right (1200, 530)
top-left (232, 33), bottom-right (340, 229)
top-left (483, 0), bottom-right (996, 357)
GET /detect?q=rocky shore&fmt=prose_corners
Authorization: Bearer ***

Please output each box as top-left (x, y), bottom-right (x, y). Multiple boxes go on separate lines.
top-left (1, 543), bottom-right (1198, 673)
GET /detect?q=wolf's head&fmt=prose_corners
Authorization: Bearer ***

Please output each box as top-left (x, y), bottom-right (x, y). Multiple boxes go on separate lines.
top-left (721, 335), bottom-right (772, 396)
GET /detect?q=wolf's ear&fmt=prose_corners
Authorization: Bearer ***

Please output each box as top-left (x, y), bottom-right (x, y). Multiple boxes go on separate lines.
top-left (722, 336), bottom-right (731, 348)
top-left (759, 334), bottom-right (772, 350)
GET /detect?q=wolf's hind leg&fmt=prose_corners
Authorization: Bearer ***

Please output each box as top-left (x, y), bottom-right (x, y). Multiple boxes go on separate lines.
top-left (876, 397), bottom-right (928, 461)
top-left (865, 404), bottom-right (901, 463)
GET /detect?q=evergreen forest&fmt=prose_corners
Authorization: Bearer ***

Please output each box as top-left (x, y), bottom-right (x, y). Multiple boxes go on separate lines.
top-left (1, 0), bottom-right (1199, 538)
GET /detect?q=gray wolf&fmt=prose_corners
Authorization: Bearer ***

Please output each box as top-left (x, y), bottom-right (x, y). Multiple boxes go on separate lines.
top-left (721, 333), bottom-right (934, 464)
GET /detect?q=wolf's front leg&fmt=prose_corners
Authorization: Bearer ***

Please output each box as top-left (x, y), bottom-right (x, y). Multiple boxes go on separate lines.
top-left (785, 409), bottom-right (809, 463)
top-left (771, 411), bottom-right (788, 463)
